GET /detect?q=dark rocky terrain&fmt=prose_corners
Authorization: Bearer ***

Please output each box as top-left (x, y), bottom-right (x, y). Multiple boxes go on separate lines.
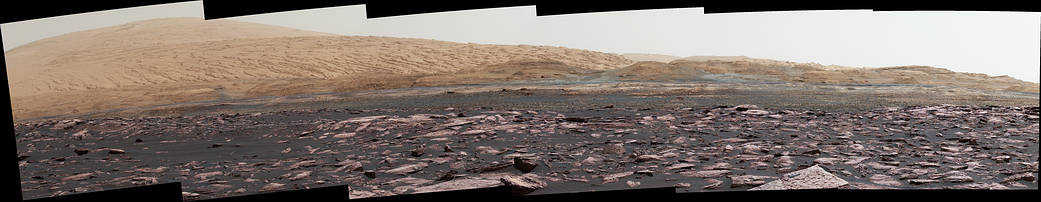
top-left (14, 83), bottom-right (1039, 200)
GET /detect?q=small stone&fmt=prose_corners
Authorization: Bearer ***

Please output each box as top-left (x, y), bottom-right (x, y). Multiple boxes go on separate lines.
top-left (1003, 173), bottom-right (1035, 183)
top-left (626, 180), bottom-right (641, 188)
top-left (411, 148), bottom-right (425, 157)
top-left (703, 179), bottom-right (723, 189)
top-left (679, 170), bottom-right (731, 178)
top-left (514, 158), bottom-right (538, 173)
top-left (182, 192), bottom-right (200, 198)
top-left (364, 170), bottom-right (377, 178)
top-left (602, 172), bottom-right (634, 184)
top-left (776, 156), bottom-right (794, 167)
top-left (259, 183), bottom-right (286, 193)
top-left (735, 105), bottom-right (758, 111)
top-left (385, 163), bottom-right (429, 175)
top-left (674, 183), bottom-right (692, 188)
top-left (581, 156), bottom-right (603, 165)
top-left (108, 149), bottom-right (125, 154)
top-left (62, 173), bottom-right (93, 181)
top-left (74, 149), bottom-right (90, 155)
top-left (945, 175), bottom-right (974, 183)
top-left (333, 133), bottom-right (356, 138)
top-left (288, 171), bottom-right (312, 181)
top-left (908, 179), bottom-right (939, 185)
top-left (814, 158), bottom-right (842, 165)
top-left (635, 155), bottom-right (664, 162)
top-left (603, 143), bottom-right (625, 155)
top-left (869, 174), bottom-right (902, 187)
top-left (666, 163), bottom-right (696, 171)
top-left (436, 170), bottom-right (459, 181)
top-left (730, 175), bottom-right (774, 188)
top-left (195, 171), bottom-right (223, 180)
top-left (475, 146), bottom-right (502, 155)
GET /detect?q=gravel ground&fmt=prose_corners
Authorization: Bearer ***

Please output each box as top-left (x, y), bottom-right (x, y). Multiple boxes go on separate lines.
top-left (14, 82), bottom-right (1040, 200)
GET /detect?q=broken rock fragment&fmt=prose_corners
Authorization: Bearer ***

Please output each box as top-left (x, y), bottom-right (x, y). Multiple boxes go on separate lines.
top-left (750, 165), bottom-right (849, 190)
top-left (730, 175), bottom-right (775, 188)
top-left (869, 174), bottom-right (902, 187)
top-left (501, 175), bottom-right (546, 195)
top-left (514, 157), bottom-right (538, 173)
top-left (61, 173), bottom-right (94, 181)
top-left (635, 154), bottom-right (664, 162)
top-left (385, 162), bottom-right (429, 175)
top-left (603, 143), bottom-right (625, 155)
top-left (259, 183), bottom-right (286, 193)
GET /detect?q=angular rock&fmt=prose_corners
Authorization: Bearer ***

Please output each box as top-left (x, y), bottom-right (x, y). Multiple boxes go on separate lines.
top-left (581, 156), bottom-right (603, 165)
top-left (908, 179), bottom-right (939, 185)
top-left (679, 170), bottom-right (731, 178)
top-left (813, 158), bottom-right (842, 165)
top-left (288, 171), bottom-right (312, 181)
top-left (635, 154), bottom-right (664, 162)
top-left (603, 143), bottom-right (625, 155)
top-left (414, 178), bottom-right (502, 194)
top-left (703, 179), bottom-right (723, 189)
top-left (666, 163), bottom-right (696, 171)
top-left (195, 171), bottom-right (223, 180)
top-left (869, 174), bottom-right (902, 187)
top-left (61, 173), bottom-right (94, 181)
top-left (1003, 173), bottom-right (1035, 183)
top-left (750, 165), bottom-right (849, 190)
top-left (385, 162), bottom-right (429, 175)
top-left (730, 175), bottom-right (775, 188)
top-left (259, 183), bottom-right (286, 193)
top-left (602, 171), bottom-right (634, 184)
top-left (501, 175), bottom-right (546, 195)
top-left (333, 132), bottom-right (356, 138)
top-left (514, 157), bottom-right (538, 173)
top-left (626, 180), bottom-right (641, 188)
top-left (108, 148), bottom-right (125, 154)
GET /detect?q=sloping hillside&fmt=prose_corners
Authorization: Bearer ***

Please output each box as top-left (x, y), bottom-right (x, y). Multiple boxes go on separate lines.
top-left (4, 18), bottom-right (633, 120)
top-left (622, 53), bottom-right (681, 63)
top-left (669, 57), bottom-right (1039, 93)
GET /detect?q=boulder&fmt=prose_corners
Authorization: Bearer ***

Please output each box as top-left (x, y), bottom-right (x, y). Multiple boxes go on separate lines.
top-left (501, 175), bottom-right (546, 195)
top-left (750, 165), bottom-right (849, 190)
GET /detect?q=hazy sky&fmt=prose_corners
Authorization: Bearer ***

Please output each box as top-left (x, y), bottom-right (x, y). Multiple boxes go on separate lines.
top-left (3, 2), bottom-right (1039, 82)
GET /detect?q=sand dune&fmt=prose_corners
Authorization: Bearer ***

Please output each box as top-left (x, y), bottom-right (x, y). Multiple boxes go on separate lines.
top-left (5, 17), bottom-right (1037, 122)
top-left (414, 58), bottom-right (601, 86)
top-left (621, 53), bottom-right (681, 63)
top-left (4, 18), bottom-right (633, 120)
top-left (5, 18), bottom-right (632, 97)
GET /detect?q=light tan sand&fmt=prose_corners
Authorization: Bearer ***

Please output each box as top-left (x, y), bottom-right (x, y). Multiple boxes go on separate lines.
top-left (6, 18), bottom-right (1036, 122)
top-left (4, 18), bottom-right (633, 120)
top-left (621, 53), bottom-right (681, 63)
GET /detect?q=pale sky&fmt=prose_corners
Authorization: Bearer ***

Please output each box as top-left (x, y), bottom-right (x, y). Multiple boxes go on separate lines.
top-left (3, 2), bottom-right (1039, 82)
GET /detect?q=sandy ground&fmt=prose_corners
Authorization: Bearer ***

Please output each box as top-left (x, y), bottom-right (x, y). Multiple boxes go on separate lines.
top-left (622, 54), bottom-right (681, 63)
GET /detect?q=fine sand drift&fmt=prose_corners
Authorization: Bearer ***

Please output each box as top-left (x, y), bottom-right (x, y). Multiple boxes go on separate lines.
top-left (5, 17), bottom-right (1039, 122)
